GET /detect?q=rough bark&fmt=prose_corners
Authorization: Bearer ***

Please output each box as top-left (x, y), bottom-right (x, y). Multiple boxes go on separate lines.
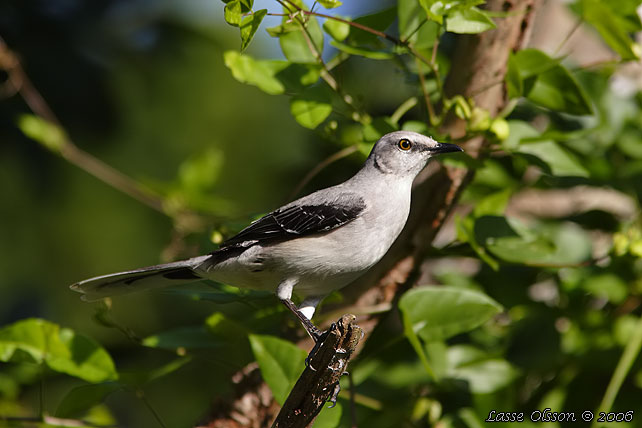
top-left (272, 315), bottom-right (362, 428)
top-left (204, 0), bottom-right (541, 425)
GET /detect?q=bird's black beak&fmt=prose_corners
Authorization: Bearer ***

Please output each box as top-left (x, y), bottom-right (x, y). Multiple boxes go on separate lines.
top-left (431, 142), bottom-right (463, 154)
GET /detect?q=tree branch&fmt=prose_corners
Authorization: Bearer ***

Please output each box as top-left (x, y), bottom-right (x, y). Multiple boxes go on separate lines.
top-left (272, 315), bottom-right (362, 428)
top-left (0, 37), bottom-right (167, 215)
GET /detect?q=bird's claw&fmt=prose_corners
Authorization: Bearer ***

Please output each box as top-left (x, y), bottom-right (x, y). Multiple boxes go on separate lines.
top-left (304, 322), bottom-right (337, 370)
top-left (328, 381), bottom-right (341, 408)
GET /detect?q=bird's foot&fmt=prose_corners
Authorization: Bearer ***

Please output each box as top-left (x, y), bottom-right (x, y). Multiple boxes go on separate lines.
top-left (304, 322), bottom-right (336, 369)
top-left (328, 381), bottom-right (341, 408)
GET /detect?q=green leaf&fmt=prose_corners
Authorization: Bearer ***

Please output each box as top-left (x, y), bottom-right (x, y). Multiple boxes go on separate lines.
top-left (224, 0), bottom-right (242, 27)
top-left (290, 85), bottom-right (333, 129)
top-left (278, 9), bottom-right (324, 64)
top-left (456, 215), bottom-right (500, 270)
top-left (527, 67), bottom-right (593, 115)
top-left (0, 319), bottom-right (117, 383)
top-left (479, 217), bottom-right (593, 266)
top-left (511, 49), bottom-right (593, 115)
top-left (399, 286), bottom-right (502, 343)
top-left (223, 51), bottom-right (320, 95)
top-left (475, 216), bottom-right (556, 265)
top-left (399, 0), bottom-right (425, 39)
top-left (18, 114), bottom-right (67, 153)
top-left (240, 9), bottom-right (267, 51)
top-left (56, 383), bottom-right (121, 418)
top-left (178, 148), bottom-right (224, 193)
top-left (419, 0), bottom-right (445, 24)
top-left (224, 51), bottom-right (285, 94)
top-left (248, 334), bottom-right (306, 405)
top-left (118, 356), bottom-right (193, 387)
top-left (314, 401), bottom-right (343, 427)
top-left (512, 48), bottom-right (560, 79)
top-left (317, 0), bottom-right (342, 9)
top-left (580, 0), bottom-right (641, 60)
top-left (447, 345), bottom-right (520, 394)
top-left (323, 18), bottom-right (350, 42)
top-left (472, 189), bottom-right (512, 217)
top-left (399, 0), bottom-right (440, 49)
top-left (502, 120), bottom-right (540, 151)
top-left (330, 40), bottom-right (395, 60)
top-left (445, 7), bottom-right (495, 34)
top-left (506, 53), bottom-right (523, 99)
top-left (517, 140), bottom-right (589, 177)
top-left (348, 7), bottom-right (396, 45)
top-left (583, 273), bottom-right (629, 304)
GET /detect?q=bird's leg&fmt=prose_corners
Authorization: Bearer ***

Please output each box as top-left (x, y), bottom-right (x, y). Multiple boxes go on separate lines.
top-left (280, 298), bottom-right (323, 340)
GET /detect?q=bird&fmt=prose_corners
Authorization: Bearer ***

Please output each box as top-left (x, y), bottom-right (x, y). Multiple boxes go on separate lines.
top-left (71, 131), bottom-right (462, 340)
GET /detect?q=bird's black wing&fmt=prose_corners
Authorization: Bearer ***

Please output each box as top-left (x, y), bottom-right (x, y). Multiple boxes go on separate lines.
top-left (219, 194), bottom-right (366, 250)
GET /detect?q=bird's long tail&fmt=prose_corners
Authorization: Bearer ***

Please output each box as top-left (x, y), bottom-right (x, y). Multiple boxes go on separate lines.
top-left (70, 255), bottom-right (211, 301)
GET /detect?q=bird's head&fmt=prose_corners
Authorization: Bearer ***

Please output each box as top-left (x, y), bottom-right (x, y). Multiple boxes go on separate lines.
top-left (367, 131), bottom-right (463, 176)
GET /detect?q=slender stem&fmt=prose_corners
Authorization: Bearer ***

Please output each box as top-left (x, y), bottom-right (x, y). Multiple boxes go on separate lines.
top-left (415, 58), bottom-right (437, 126)
top-left (402, 18), bottom-right (429, 44)
top-left (0, 37), bottom-right (167, 215)
top-left (137, 389), bottom-right (168, 428)
top-left (390, 96), bottom-right (418, 125)
top-left (592, 314), bottom-right (642, 428)
top-left (288, 4), bottom-right (370, 124)
top-left (554, 17), bottom-right (582, 55)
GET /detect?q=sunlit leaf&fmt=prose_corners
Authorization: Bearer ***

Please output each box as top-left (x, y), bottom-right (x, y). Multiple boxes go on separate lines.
top-left (447, 345), bottom-right (520, 394)
top-left (399, 0), bottom-right (439, 49)
top-left (517, 140), bottom-right (589, 177)
top-left (323, 18), bottom-right (350, 42)
top-left (399, 286), bottom-right (502, 342)
top-left (583, 273), bottom-right (629, 304)
top-left (472, 189), bottom-right (512, 217)
top-left (510, 49), bottom-right (593, 115)
top-left (314, 401), bottom-right (343, 427)
top-left (18, 114), bottom-right (66, 153)
top-left (0, 319), bottom-right (117, 383)
top-left (224, 51), bottom-right (286, 94)
top-left (330, 41), bottom-right (395, 60)
top-left (277, 7), bottom-right (324, 64)
top-left (480, 217), bottom-right (593, 266)
top-left (580, 0), bottom-right (641, 60)
top-left (317, 0), bottom-right (342, 9)
top-left (223, 0), bottom-right (242, 26)
top-left (248, 334), bottom-right (306, 405)
top-left (290, 85), bottom-right (333, 129)
top-left (445, 7), bottom-right (495, 34)
top-left (456, 215), bottom-right (500, 270)
top-left (240, 9), bottom-right (267, 51)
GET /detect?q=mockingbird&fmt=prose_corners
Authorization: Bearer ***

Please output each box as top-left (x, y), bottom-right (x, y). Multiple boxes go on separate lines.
top-left (71, 131), bottom-right (462, 339)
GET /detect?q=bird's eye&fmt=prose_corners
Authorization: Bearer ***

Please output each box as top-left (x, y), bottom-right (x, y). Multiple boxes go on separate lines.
top-left (398, 139), bottom-right (412, 151)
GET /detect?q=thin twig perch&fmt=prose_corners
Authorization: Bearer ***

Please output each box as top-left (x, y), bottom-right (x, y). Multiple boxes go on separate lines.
top-left (272, 314), bottom-right (363, 428)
